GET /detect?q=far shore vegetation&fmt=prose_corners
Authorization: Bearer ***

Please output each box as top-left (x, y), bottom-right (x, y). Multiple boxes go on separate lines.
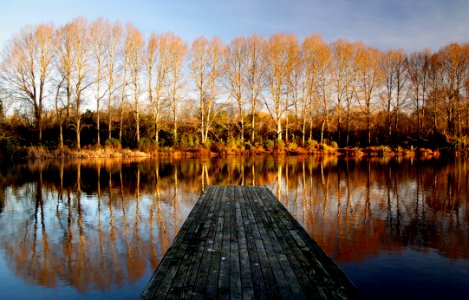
top-left (1, 17), bottom-right (468, 162)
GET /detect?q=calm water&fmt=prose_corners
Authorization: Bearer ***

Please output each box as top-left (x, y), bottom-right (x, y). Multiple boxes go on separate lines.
top-left (1, 156), bottom-right (469, 299)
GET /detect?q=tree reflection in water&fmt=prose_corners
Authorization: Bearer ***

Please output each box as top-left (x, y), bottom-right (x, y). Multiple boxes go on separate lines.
top-left (0, 156), bottom-right (468, 298)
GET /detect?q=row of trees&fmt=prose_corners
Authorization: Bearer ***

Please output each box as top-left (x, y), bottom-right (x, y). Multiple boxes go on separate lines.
top-left (1, 17), bottom-right (468, 150)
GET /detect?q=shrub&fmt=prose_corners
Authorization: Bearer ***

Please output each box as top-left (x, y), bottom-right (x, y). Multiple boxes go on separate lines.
top-left (264, 139), bottom-right (275, 151)
top-left (307, 139), bottom-right (319, 152)
top-left (0, 137), bottom-right (18, 161)
top-left (227, 137), bottom-right (237, 151)
top-left (331, 141), bottom-right (338, 149)
top-left (275, 139), bottom-right (285, 151)
top-left (201, 139), bottom-right (212, 149)
top-left (105, 138), bottom-right (121, 150)
top-left (450, 135), bottom-right (469, 151)
top-left (138, 137), bottom-right (158, 152)
top-left (27, 146), bottom-right (53, 159)
top-left (180, 133), bottom-right (197, 149)
top-left (287, 141), bottom-right (298, 151)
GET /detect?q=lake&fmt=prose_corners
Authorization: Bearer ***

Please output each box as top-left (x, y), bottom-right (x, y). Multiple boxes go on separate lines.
top-left (1, 156), bottom-right (468, 299)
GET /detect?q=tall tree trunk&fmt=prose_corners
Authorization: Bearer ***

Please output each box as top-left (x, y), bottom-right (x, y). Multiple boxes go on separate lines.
top-left (251, 99), bottom-right (256, 144)
top-left (76, 118), bottom-right (81, 150)
top-left (337, 97), bottom-right (342, 145)
top-left (119, 103), bottom-right (123, 143)
top-left (108, 90), bottom-right (112, 141)
top-left (367, 113), bottom-right (371, 145)
top-left (96, 63), bottom-right (101, 147)
top-left (173, 112), bottom-right (177, 144)
top-left (277, 119), bottom-right (282, 142)
top-left (320, 119), bottom-right (326, 145)
top-left (97, 95), bottom-right (100, 146)
top-left (346, 102), bottom-right (350, 147)
top-left (416, 93), bottom-right (420, 143)
top-left (285, 95), bottom-right (289, 144)
top-left (239, 106), bottom-right (244, 142)
top-left (59, 118), bottom-right (63, 150)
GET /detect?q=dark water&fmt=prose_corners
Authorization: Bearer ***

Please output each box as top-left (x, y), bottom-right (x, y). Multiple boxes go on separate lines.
top-left (0, 156), bottom-right (468, 299)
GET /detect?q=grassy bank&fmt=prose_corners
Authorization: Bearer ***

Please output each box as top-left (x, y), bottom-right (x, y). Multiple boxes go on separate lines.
top-left (0, 136), bottom-right (447, 162)
top-left (13, 144), bottom-right (444, 161)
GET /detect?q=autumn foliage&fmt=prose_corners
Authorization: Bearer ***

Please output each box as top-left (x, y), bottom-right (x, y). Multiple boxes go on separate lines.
top-left (0, 18), bottom-right (468, 151)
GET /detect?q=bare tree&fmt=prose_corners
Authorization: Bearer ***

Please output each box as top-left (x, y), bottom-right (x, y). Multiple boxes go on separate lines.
top-left (264, 34), bottom-right (297, 142)
top-left (191, 37), bottom-right (226, 145)
top-left (438, 43), bottom-right (468, 137)
top-left (225, 37), bottom-right (247, 142)
top-left (105, 22), bottom-right (122, 141)
top-left (380, 50), bottom-right (406, 143)
top-left (427, 52), bottom-right (444, 136)
top-left (146, 33), bottom-right (158, 142)
top-left (90, 18), bottom-right (110, 146)
top-left (331, 39), bottom-right (359, 146)
top-left (245, 34), bottom-right (265, 144)
top-left (127, 24), bottom-right (144, 144)
top-left (119, 25), bottom-right (131, 143)
top-left (302, 35), bottom-right (332, 144)
top-left (147, 33), bottom-right (171, 144)
top-left (284, 36), bottom-right (300, 144)
top-left (0, 23), bottom-right (56, 144)
top-left (406, 50), bottom-right (430, 143)
top-left (356, 46), bottom-right (383, 145)
top-left (57, 21), bottom-right (73, 131)
top-left (167, 34), bottom-right (187, 143)
top-left (69, 18), bottom-right (92, 149)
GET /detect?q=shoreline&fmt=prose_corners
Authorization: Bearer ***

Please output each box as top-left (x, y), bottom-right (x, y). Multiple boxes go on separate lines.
top-left (12, 144), bottom-right (447, 160)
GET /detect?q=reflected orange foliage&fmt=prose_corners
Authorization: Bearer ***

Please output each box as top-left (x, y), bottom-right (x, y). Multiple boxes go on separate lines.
top-left (0, 156), bottom-right (469, 293)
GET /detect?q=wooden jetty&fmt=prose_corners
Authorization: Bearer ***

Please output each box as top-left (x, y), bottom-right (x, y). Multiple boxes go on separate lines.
top-left (140, 186), bottom-right (361, 299)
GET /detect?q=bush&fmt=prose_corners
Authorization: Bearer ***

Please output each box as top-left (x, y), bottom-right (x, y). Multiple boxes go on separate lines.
top-left (180, 133), bottom-right (197, 149)
top-left (138, 137), bottom-right (158, 152)
top-left (0, 137), bottom-right (18, 161)
top-left (105, 138), bottom-right (121, 150)
top-left (331, 141), bottom-right (338, 149)
top-left (264, 139), bottom-right (275, 151)
top-left (450, 135), bottom-right (469, 151)
top-left (201, 139), bottom-right (212, 149)
top-left (307, 139), bottom-right (319, 152)
top-left (287, 141), bottom-right (298, 151)
top-left (275, 139), bottom-right (285, 151)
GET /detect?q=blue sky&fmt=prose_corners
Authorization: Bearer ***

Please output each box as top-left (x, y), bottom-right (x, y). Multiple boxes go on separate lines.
top-left (0, 0), bottom-right (468, 52)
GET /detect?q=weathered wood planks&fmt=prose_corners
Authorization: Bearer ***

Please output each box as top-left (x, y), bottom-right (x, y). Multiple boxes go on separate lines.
top-left (140, 186), bottom-right (362, 299)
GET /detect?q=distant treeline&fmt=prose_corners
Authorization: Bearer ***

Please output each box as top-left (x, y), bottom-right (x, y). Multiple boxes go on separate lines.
top-left (0, 17), bottom-right (468, 152)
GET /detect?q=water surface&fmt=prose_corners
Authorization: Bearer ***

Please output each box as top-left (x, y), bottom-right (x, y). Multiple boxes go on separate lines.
top-left (0, 156), bottom-right (468, 299)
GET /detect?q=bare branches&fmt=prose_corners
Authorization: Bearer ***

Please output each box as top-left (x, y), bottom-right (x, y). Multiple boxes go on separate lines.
top-left (0, 23), bottom-right (56, 144)
top-left (1, 18), bottom-right (469, 150)
top-left (190, 36), bottom-right (226, 144)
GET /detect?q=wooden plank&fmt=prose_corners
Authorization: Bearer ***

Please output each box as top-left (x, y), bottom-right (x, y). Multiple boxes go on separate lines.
top-left (188, 185), bottom-right (223, 299)
top-left (247, 186), bottom-right (294, 299)
top-left (234, 186), bottom-right (255, 299)
top-left (204, 186), bottom-right (226, 298)
top-left (254, 186), bottom-right (325, 297)
top-left (228, 187), bottom-right (243, 300)
top-left (140, 186), bottom-right (362, 300)
top-left (140, 188), bottom-right (210, 300)
top-left (244, 186), bottom-right (282, 299)
top-left (218, 186), bottom-right (232, 299)
top-left (251, 186), bottom-right (306, 299)
top-left (153, 187), bottom-right (214, 299)
top-left (259, 186), bottom-right (363, 299)
top-left (238, 186), bottom-right (268, 300)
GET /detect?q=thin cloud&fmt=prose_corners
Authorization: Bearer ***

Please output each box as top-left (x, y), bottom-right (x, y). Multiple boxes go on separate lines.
top-left (0, 0), bottom-right (467, 52)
